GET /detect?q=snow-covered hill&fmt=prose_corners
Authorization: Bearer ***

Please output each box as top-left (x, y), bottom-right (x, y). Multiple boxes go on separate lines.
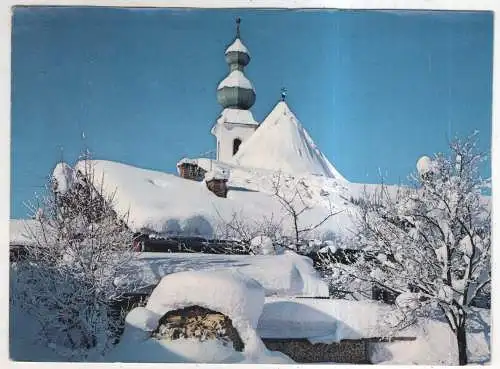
top-left (232, 101), bottom-right (345, 181)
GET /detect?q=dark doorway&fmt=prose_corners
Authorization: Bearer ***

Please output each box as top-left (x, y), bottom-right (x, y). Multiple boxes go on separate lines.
top-left (233, 138), bottom-right (242, 155)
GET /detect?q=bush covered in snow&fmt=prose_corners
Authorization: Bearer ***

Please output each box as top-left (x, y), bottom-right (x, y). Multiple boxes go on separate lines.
top-left (12, 151), bottom-right (142, 360)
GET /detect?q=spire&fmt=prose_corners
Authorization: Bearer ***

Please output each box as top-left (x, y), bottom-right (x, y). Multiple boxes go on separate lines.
top-left (217, 17), bottom-right (255, 110)
top-left (236, 17), bottom-right (241, 38)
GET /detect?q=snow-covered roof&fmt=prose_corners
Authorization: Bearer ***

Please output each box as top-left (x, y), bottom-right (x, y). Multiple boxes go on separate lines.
top-left (176, 158), bottom-right (198, 167)
top-left (69, 159), bottom-right (358, 238)
top-left (217, 108), bottom-right (258, 126)
top-left (205, 166), bottom-right (230, 181)
top-left (225, 38), bottom-right (250, 55)
top-left (217, 70), bottom-right (254, 91)
top-left (231, 101), bottom-right (346, 181)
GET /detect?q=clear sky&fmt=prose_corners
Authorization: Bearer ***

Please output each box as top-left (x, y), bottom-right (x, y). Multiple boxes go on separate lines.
top-left (11, 7), bottom-right (493, 218)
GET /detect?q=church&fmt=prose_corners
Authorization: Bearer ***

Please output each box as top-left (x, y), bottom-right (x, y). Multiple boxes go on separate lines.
top-left (178, 18), bottom-right (346, 192)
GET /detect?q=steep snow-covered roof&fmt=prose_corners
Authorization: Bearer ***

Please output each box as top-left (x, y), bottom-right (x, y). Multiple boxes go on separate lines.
top-left (232, 101), bottom-right (346, 181)
top-left (225, 38), bottom-right (250, 55)
top-left (217, 70), bottom-right (254, 91)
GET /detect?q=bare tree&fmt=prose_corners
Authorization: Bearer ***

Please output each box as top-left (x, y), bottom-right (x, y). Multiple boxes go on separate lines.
top-left (213, 208), bottom-right (285, 255)
top-left (322, 133), bottom-right (490, 365)
top-left (271, 171), bottom-right (341, 248)
top-left (12, 150), bottom-right (143, 360)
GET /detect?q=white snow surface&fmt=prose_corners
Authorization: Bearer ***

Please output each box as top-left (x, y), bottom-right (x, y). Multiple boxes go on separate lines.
top-left (121, 251), bottom-right (329, 298)
top-left (107, 269), bottom-right (294, 364)
top-left (205, 166), bottom-right (230, 181)
top-left (225, 38), bottom-right (249, 55)
top-left (72, 159), bottom-right (356, 239)
top-left (257, 297), bottom-right (395, 341)
top-left (9, 219), bottom-right (43, 246)
top-left (416, 155), bottom-right (433, 175)
top-left (10, 302), bottom-right (64, 361)
top-left (217, 107), bottom-right (258, 126)
top-left (217, 70), bottom-right (254, 90)
top-left (146, 269), bottom-right (265, 329)
top-left (371, 308), bottom-right (491, 365)
top-left (232, 101), bottom-right (346, 180)
top-left (52, 162), bottom-right (75, 194)
top-left (256, 297), bottom-right (490, 365)
top-left (250, 235), bottom-right (276, 255)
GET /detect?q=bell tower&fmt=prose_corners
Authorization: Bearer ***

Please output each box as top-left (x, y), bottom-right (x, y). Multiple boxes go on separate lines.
top-left (211, 18), bottom-right (258, 162)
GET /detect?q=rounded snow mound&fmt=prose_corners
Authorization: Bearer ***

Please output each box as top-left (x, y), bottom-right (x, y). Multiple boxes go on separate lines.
top-left (52, 162), bottom-right (75, 194)
top-left (107, 269), bottom-right (294, 363)
top-left (250, 236), bottom-right (276, 255)
top-left (147, 269), bottom-right (264, 330)
top-left (416, 155), bottom-right (433, 175)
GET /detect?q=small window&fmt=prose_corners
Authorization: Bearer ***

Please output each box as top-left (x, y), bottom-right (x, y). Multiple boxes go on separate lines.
top-left (233, 138), bottom-right (242, 155)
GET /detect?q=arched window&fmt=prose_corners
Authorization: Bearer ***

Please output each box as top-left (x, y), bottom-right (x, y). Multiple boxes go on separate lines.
top-left (233, 138), bottom-right (242, 155)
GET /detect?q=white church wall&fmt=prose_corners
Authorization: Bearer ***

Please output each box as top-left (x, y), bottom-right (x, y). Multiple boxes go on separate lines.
top-left (217, 123), bottom-right (256, 162)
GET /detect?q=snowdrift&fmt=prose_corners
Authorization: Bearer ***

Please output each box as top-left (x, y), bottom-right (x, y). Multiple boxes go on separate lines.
top-left (121, 251), bottom-right (329, 297)
top-left (106, 269), bottom-right (294, 364)
top-left (257, 297), bottom-right (395, 341)
top-left (9, 219), bottom-right (43, 247)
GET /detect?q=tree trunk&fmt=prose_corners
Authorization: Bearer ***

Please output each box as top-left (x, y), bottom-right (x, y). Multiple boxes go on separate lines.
top-left (456, 321), bottom-right (468, 365)
top-left (293, 215), bottom-right (299, 244)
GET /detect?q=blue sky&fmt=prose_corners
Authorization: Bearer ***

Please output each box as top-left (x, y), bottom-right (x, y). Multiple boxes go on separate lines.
top-left (11, 7), bottom-right (493, 218)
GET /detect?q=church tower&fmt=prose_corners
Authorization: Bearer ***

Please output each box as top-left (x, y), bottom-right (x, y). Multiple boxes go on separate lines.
top-left (211, 18), bottom-right (258, 162)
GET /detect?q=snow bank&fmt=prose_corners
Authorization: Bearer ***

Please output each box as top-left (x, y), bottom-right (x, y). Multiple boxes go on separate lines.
top-left (217, 70), bottom-right (254, 91)
top-left (107, 269), bottom-right (294, 363)
top-left (225, 38), bottom-right (249, 55)
top-left (257, 297), bottom-right (395, 342)
top-left (371, 308), bottom-right (491, 365)
top-left (249, 235), bottom-right (276, 255)
top-left (123, 251), bottom-right (329, 298)
top-left (232, 101), bottom-right (346, 181)
top-left (9, 219), bottom-right (43, 246)
top-left (10, 301), bottom-right (64, 361)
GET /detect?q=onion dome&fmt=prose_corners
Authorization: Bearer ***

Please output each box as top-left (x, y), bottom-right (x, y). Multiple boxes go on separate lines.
top-left (217, 18), bottom-right (256, 110)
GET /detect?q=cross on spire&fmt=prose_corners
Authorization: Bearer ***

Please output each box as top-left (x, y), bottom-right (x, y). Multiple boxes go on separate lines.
top-left (281, 87), bottom-right (287, 101)
top-left (236, 17), bottom-right (241, 38)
